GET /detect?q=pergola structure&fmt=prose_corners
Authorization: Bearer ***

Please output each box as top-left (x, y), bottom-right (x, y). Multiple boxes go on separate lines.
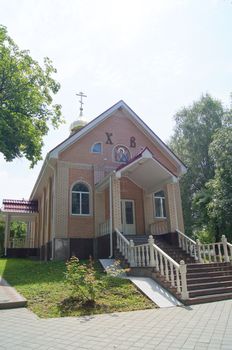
top-left (1, 199), bottom-right (38, 256)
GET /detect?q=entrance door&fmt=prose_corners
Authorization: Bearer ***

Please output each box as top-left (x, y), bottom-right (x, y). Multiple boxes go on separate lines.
top-left (121, 200), bottom-right (136, 235)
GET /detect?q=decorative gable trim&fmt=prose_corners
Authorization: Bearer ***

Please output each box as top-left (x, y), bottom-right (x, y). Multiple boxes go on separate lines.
top-left (48, 100), bottom-right (186, 173)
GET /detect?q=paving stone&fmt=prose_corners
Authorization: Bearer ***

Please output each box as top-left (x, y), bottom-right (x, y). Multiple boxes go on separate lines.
top-left (1, 300), bottom-right (232, 349)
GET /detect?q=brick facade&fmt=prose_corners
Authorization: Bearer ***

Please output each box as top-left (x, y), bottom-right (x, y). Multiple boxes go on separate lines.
top-left (29, 102), bottom-right (185, 260)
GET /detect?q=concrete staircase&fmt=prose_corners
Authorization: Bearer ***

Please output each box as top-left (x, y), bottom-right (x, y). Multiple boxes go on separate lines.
top-left (121, 233), bottom-right (232, 305)
top-left (186, 262), bottom-right (232, 304)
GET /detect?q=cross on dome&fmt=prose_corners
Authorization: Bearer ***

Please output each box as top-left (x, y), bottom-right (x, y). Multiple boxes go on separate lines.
top-left (70, 91), bottom-right (88, 135)
top-left (76, 91), bottom-right (87, 117)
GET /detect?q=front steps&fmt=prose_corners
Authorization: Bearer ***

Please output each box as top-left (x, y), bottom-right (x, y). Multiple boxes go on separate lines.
top-left (185, 262), bottom-right (232, 305)
top-left (125, 234), bottom-right (195, 264)
top-left (120, 234), bottom-right (232, 305)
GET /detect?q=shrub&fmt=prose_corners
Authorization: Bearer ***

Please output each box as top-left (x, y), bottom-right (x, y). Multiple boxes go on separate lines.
top-left (64, 257), bottom-right (102, 306)
top-left (194, 227), bottom-right (215, 244)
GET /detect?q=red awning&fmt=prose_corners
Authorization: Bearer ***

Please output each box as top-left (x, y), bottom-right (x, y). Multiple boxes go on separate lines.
top-left (2, 199), bottom-right (38, 213)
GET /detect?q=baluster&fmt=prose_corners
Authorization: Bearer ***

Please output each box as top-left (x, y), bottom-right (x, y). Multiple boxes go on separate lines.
top-left (181, 237), bottom-right (184, 250)
top-left (160, 253), bottom-right (164, 275)
top-left (134, 246), bottom-right (138, 266)
top-left (203, 245), bottom-right (206, 262)
top-left (182, 237), bottom-right (185, 251)
top-left (129, 240), bottom-right (135, 267)
top-left (186, 239), bottom-right (189, 254)
top-left (145, 245), bottom-right (149, 266)
top-left (212, 244), bottom-right (217, 262)
top-left (229, 245), bottom-right (232, 261)
top-left (125, 244), bottom-right (128, 259)
top-left (196, 239), bottom-right (202, 263)
top-left (189, 242), bottom-right (192, 257)
top-left (137, 246), bottom-right (141, 266)
top-left (178, 232), bottom-right (181, 248)
top-left (165, 258), bottom-right (169, 281)
top-left (122, 239), bottom-right (125, 255)
top-left (193, 243), bottom-right (197, 259)
top-left (170, 263), bottom-right (174, 287)
top-left (155, 249), bottom-right (159, 271)
top-left (176, 267), bottom-right (181, 293)
top-left (222, 235), bottom-right (230, 263)
top-left (141, 246), bottom-right (145, 266)
top-left (218, 243), bottom-right (222, 262)
top-left (208, 244), bottom-right (212, 263)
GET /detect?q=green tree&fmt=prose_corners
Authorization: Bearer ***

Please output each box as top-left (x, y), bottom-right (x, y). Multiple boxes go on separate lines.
top-left (169, 94), bottom-right (224, 236)
top-left (0, 25), bottom-right (63, 167)
top-left (10, 221), bottom-right (27, 238)
top-left (207, 126), bottom-right (232, 240)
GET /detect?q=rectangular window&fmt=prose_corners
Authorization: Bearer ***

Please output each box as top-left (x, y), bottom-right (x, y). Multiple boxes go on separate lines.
top-left (125, 201), bottom-right (134, 224)
top-left (72, 192), bottom-right (80, 214)
top-left (155, 197), bottom-right (162, 218)
top-left (82, 193), bottom-right (89, 214)
top-left (154, 191), bottom-right (166, 218)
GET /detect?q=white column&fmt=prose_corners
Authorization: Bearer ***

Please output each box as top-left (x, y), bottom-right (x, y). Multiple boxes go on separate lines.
top-left (4, 214), bottom-right (10, 256)
top-left (196, 239), bottom-right (203, 263)
top-left (222, 235), bottom-right (230, 263)
top-left (109, 175), bottom-right (113, 257)
top-left (148, 235), bottom-right (155, 267)
top-left (179, 260), bottom-right (189, 300)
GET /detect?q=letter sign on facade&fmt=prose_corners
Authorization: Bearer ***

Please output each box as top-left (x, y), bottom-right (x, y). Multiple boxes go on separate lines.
top-left (130, 136), bottom-right (136, 148)
top-left (105, 132), bottom-right (113, 144)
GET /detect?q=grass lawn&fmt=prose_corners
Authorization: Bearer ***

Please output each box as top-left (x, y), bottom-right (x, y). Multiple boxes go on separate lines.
top-left (0, 258), bottom-right (156, 318)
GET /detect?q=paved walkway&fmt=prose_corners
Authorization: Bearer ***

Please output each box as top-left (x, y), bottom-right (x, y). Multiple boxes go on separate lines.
top-left (1, 300), bottom-right (232, 349)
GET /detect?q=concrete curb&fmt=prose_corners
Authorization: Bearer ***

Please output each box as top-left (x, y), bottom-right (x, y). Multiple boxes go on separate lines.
top-left (0, 277), bottom-right (27, 309)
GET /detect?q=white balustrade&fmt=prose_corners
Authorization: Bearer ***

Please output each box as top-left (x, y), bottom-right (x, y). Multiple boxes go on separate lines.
top-left (115, 228), bottom-right (131, 263)
top-left (98, 220), bottom-right (110, 236)
top-left (115, 230), bottom-right (189, 300)
top-left (8, 237), bottom-right (34, 248)
top-left (176, 229), bottom-right (197, 260)
top-left (227, 241), bottom-right (232, 261)
top-left (196, 240), bottom-right (231, 263)
top-left (177, 229), bottom-right (232, 263)
top-left (116, 228), bottom-right (232, 301)
top-left (148, 236), bottom-right (188, 300)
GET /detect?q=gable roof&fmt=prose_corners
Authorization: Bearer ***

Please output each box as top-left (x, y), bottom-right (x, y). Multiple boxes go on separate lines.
top-left (115, 147), bottom-right (177, 193)
top-left (116, 147), bottom-right (176, 178)
top-left (30, 100), bottom-right (186, 199)
top-left (48, 100), bottom-right (186, 171)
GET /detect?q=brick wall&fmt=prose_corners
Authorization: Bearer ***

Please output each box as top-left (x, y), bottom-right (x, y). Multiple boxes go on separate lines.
top-left (68, 166), bottom-right (95, 238)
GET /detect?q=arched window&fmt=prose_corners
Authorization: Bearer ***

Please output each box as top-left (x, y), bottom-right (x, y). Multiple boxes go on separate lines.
top-left (154, 190), bottom-right (166, 218)
top-left (91, 142), bottom-right (102, 154)
top-left (72, 183), bottom-right (90, 215)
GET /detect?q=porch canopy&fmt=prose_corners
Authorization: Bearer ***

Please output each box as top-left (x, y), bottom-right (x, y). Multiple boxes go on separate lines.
top-left (1, 199), bottom-right (38, 221)
top-left (115, 147), bottom-right (177, 193)
top-left (1, 199), bottom-right (38, 255)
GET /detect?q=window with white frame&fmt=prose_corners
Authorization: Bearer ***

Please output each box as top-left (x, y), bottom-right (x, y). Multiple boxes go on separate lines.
top-left (71, 183), bottom-right (90, 215)
top-left (91, 142), bottom-right (102, 154)
top-left (154, 190), bottom-right (166, 218)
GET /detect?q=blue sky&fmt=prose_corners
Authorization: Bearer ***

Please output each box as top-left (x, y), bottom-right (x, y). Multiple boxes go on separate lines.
top-left (0, 0), bottom-right (232, 203)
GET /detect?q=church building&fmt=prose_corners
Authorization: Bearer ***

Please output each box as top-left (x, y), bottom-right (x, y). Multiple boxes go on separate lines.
top-left (2, 99), bottom-right (186, 260)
